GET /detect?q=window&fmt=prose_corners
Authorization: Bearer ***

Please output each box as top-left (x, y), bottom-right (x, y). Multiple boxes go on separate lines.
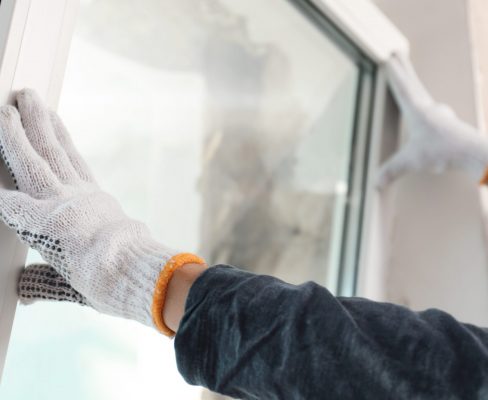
top-left (0, 0), bottom-right (405, 397)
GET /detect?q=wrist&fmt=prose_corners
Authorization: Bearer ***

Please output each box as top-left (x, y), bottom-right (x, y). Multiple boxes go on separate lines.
top-left (454, 132), bottom-right (488, 183)
top-left (73, 238), bottom-right (179, 327)
top-left (151, 253), bottom-right (206, 336)
top-left (163, 263), bottom-right (207, 333)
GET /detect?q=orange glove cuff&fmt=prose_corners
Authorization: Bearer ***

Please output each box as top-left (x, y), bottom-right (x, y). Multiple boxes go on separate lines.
top-left (151, 253), bottom-right (206, 337)
top-left (480, 167), bottom-right (488, 185)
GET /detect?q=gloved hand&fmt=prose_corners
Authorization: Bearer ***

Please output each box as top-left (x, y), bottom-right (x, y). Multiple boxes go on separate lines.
top-left (376, 54), bottom-right (488, 188)
top-left (0, 89), bottom-right (205, 336)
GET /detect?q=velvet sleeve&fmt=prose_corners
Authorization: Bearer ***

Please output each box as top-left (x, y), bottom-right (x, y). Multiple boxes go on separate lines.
top-left (174, 265), bottom-right (488, 399)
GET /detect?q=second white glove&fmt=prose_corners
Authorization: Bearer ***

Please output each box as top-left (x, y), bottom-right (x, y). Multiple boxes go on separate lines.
top-left (377, 54), bottom-right (488, 188)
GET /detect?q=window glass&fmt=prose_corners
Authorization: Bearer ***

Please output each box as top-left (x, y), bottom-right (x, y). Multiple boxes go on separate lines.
top-left (0, 0), bottom-right (371, 398)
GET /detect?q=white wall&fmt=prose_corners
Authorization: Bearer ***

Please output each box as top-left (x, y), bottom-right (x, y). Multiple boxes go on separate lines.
top-left (469, 0), bottom-right (488, 132)
top-left (372, 0), bottom-right (488, 326)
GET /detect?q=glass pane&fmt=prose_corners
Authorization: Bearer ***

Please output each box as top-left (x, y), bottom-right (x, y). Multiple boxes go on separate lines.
top-left (1, 0), bottom-right (366, 398)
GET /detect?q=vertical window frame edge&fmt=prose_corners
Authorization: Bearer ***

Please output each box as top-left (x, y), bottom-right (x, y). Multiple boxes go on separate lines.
top-left (289, 0), bottom-right (378, 296)
top-left (354, 71), bottom-right (402, 301)
top-left (337, 63), bottom-right (376, 297)
top-left (0, 0), bottom-right (78, 381)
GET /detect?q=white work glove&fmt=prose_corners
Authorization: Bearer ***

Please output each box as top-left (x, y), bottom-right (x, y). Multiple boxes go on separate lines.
top-left (376, 54), bottom-right (488, 188)
top-left (0, 89), bottom-right (204, 334)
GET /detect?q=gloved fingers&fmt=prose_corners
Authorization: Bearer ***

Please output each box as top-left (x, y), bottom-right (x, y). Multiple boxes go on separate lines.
top-left (49, 110), bottom-right (96, 184)
top-left (16, 89), bottom-right (80, 185)
top-left (18, 263), bottom-right (87, 306)
top-left (376, 150), bottom-right (415, 189)
top-left (0, 105), bottom-right (60, 196)
top-left (386, 53), bottom-right (434, 114)
top-left (0, 188), bottom-right (38, 231)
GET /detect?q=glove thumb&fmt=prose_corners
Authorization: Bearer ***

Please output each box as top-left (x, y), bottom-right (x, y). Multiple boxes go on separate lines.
top-left (18, 263), bottom-right (88, 306)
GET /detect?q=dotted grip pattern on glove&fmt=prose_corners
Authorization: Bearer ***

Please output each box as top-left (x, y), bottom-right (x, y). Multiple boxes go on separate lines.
top-left (19, 263), bottom-right (88, 305)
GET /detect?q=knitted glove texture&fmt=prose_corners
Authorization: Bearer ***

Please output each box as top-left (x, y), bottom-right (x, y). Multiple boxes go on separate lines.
top-left (0, 89), bottom-right (179, 328)
top-left (376, 54), bottom-right (488, 188)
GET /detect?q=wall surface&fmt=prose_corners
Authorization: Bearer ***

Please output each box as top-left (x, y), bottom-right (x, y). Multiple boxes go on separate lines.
top-left (372, 0), bottom-right (488, 326)
top-left (470, 0), bottom-right (488, 131)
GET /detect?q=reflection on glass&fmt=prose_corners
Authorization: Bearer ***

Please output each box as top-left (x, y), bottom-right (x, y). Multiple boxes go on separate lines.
top-left (1, 0), bottom-right (360, 399)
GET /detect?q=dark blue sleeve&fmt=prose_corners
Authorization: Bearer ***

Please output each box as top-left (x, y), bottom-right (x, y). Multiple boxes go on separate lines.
top-left (174, 265), bottom-right (488, 400)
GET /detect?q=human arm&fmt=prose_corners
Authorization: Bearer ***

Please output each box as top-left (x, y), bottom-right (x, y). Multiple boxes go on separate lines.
top-left (163, 262), bottom-right (207, 332)
top-left (24, 258), bottom-right (488, 399)
top-left (175, 265), bottom-right (488, 400)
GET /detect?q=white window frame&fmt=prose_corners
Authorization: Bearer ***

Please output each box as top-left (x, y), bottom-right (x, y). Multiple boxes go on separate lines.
top-left (0, 0), bottom-right (407, 381)
top-left (0, 0), bottom-right (78, 379)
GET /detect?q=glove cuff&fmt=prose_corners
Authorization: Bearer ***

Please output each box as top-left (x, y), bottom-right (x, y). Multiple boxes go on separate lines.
top-left (73, 238), bottom-right (205, 333)
top-left (453, 132), bottom-right (488, 183)
top-left (480, 167), bottom-right (488, 185)
top-left (151, 253), bottom-right (206, 336)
